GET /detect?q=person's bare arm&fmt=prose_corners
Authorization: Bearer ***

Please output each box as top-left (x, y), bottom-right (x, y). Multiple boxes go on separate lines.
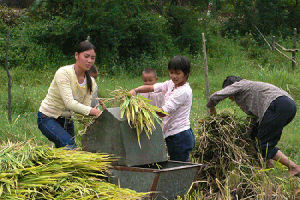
top-left (129, 85), bottom-right (154, 96)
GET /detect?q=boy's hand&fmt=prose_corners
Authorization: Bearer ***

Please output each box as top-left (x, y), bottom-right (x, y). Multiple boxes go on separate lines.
top-left (209, 107), bottom-right (216, 116)
top-left (129, 89), bottom-right (137, 96)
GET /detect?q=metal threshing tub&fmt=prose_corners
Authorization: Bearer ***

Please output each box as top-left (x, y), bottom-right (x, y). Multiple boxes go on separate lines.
top-left (108, 161), bottom-right (202, 200)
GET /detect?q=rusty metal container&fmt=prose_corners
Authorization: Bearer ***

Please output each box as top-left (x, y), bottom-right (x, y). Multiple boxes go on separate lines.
top-left (108, 161), bottom-right (202, 200)
top-left (82, 107), bottom-right (168, 167)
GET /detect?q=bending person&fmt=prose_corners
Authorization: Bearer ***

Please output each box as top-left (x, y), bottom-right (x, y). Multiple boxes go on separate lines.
top-left (207, 76), bottom-right (300, 176)
top-left (37, 40), bottom-right (101, 149)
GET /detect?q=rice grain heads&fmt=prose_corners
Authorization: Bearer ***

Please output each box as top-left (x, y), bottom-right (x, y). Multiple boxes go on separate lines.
top-left (0, 141), bottom-right (147, 199)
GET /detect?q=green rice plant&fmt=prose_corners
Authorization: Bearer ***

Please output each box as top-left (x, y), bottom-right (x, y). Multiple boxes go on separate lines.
top-left (73, 113), bottom-right (98, 147)
top-left (0, 142), bottom-right (147, 199)
top-left (108, 88), bottom-right (168, 147)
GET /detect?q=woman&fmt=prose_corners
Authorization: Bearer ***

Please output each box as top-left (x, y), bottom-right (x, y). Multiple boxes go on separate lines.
top-left (37, 40), bottom-right (102, 149)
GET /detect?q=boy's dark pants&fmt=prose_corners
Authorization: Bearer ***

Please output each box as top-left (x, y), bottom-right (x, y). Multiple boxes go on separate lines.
top-left (253, 96), bottom-right (297, 159)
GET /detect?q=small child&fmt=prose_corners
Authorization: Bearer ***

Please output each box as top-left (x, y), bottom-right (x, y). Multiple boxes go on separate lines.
top-left (88, 65), bottom-right (106, 109)
top-left (139, 68), bottom-right (164, 108)
top-left (130, 55), bottom-right (195, 162)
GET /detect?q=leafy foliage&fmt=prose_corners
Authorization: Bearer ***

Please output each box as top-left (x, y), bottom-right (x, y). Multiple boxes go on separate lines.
top-left (224, 0), bottom-right (299, 37)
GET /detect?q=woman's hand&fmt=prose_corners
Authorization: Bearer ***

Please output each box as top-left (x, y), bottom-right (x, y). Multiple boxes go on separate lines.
top-left (90, 107), bottom-right (102, 118)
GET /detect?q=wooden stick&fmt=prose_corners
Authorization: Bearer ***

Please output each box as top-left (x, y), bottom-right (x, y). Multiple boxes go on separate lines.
top-left (5, 30), bottom-right (12, 123)
top-left (274, 42), bottom-right (299, 52)
top-left (292, 28), bottom-right (297, 69)
top-left (202, 33), bottom-right (210, 115)
top-left (274, 46), bottom-right (298, 64)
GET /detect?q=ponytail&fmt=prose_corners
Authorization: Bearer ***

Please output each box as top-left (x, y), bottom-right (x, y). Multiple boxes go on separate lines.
top-left (85, 71), bottom-right (93, 94)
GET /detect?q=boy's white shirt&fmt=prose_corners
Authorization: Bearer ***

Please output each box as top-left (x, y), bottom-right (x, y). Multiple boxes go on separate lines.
top-left (154, 80), bottom-right (192, 138)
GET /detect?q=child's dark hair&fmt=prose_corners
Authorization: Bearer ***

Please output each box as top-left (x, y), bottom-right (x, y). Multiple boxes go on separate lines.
top-left (168, 55), bottom-right (191, 79)
top-left (89, 65), bottom-right (98, 74)
top-left (143, 68), bottom-right (156, 76)
top-left (222, 76), bottom-right (242, 88)
top-left (76, 40), bottom-right (96, 94)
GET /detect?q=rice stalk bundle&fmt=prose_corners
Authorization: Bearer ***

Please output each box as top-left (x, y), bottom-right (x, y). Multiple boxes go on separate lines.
top-left (191, 112), bottom-right (261, 198)
top-left (109, 88), bottom-right (168, 147)
top-left (190, 112), bottom-right (298, 199)
top-left (73, 113), bottom-right (97, 146)
top-left (0, 142), bottom-right (147, 200)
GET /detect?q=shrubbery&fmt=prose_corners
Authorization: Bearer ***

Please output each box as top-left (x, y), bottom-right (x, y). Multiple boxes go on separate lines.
top-left (0, 0), bottom-right (298, 73)
top-left (224, 0), bottom-right (299, 37)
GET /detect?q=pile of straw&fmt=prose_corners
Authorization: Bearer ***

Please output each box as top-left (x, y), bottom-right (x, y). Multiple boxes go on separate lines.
top-left (191, 112), bottom-right (298, 199)
top-left (0, 141), bottom-right (146, 199)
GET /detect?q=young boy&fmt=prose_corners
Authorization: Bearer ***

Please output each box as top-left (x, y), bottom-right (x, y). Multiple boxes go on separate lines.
top-left (207, 76), bottom-right (300, 176)
top-left (88, 65), bottom-right (106, 109)
top-left (139, 68), bottom-right (164, 108)
top-left (130, 56), bottom-right (195, 162)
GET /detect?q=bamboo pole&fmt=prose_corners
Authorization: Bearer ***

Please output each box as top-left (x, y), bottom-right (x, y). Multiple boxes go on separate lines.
top-left (5, 30), bottom-right (12, 123)
top-left (202, 33), bottom-right (210, 115)
top-left (255, 25), bottom-right (272, 50)
top-left (292, 28), bottom-right (297, 69)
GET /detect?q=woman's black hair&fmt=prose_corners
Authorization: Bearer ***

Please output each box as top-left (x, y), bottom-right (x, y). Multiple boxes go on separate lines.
top-left (76, 40), bottom-right (96, 94)
top-left (222, 76), bottom-right (242, 88)
top-left (168, 55), bottom-right (191, 79)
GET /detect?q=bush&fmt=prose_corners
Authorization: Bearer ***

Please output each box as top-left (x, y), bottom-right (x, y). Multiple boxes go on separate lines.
top-left (224, 0), bottom-right (298, 37)
top-left (28, 0), bottom-right (174, 68)
top-left (166, 5), bottom-right (203, 53)
top-left (0, 0), bottom-right (34, 8)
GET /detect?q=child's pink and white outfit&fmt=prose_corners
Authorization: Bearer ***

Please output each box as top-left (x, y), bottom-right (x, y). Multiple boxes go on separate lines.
top-left (153, 80), bottom-right (195, 162)
top-left (140, 92), bottom-right (164, 108)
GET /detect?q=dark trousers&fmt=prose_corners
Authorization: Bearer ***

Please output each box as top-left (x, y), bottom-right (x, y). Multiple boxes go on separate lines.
top-left (165, 128), bottom-right (195, 162)
top-left (37, 111), bottom-right (77, 148)
top-left (254, 96), bottom-right (296, 159)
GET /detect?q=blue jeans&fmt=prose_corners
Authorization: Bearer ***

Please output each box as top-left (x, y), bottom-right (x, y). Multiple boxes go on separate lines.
top-left (37, 112), bottom-right (77, 148)
top-left (165, 128), bottom-right (195, 162)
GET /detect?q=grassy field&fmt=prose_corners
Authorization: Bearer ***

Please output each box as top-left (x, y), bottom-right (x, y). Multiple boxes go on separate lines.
top-left (1, 36), bottom-right (299, 160)
top-left (0, 36), bottom-right (299, 198)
